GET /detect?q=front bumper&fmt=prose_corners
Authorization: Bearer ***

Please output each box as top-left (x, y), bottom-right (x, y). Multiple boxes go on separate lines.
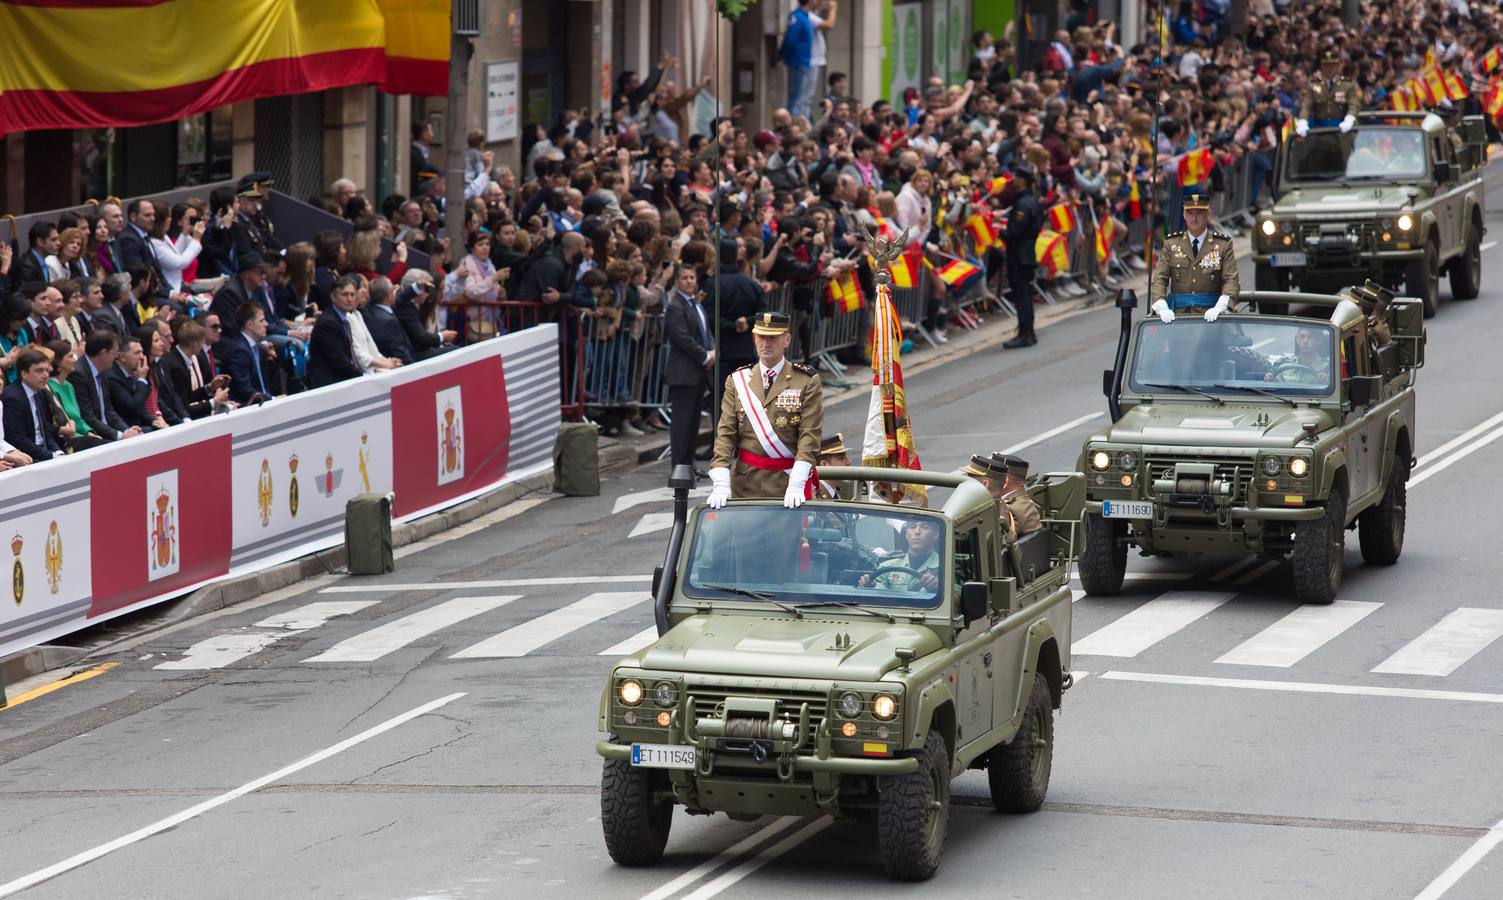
top-left (1251, 248), bottom-right (1423, 266)
top-left (595, 739), bottom-right (918, 775)
top-left (1085, 500), bottom-right (1324, 522)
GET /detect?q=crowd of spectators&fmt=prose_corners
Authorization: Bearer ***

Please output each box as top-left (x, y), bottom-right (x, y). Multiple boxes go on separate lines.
top-left (3, 0), bottom-right (1499, 469)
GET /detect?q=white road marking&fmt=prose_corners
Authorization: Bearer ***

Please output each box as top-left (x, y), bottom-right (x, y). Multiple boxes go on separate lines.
top-left (679, 816), bottom-right (834, 900)
top-left (1209, 555), bottom-right (1256, 582)
top-left (1233, 560), bottom-right (1281, 585)
top-left (1101, 670), bottom-right (1503, 704)
top-left (1072, 670), bottom-right (1091, 683)
top-left (1480, 240), bottom-right (1498, 252)
top-left (612, 486), bottom-right (705, 516)
top-left (598, 625), bottom-right (661, 657)
top-left (1412, 814), bottom-right (1503, 900)
top-left (1416, 410), bottom-right (1503, 468)
top-left (0, 692), bottom-right (466, 899)
top-left (320, 575), bottom-right (653, 593)
top-left (304, 595), bottom-right (520, 663)
top-left (450, 591), bottom-right (646, 658)
top-left (153, 601), bottom-right (376, 670)
top-left (1216, 601), bottom-right (1383, 668)
top-left (1000, 412), bottom-right (1105, 456)
top-left (1073, 592), bottom-right (1234, 658)
top-left (1070, 589), bottom-right (1086, 604)
top-left (637, 816), bottom-right (804, 900)
top-left (1371, 608), bottom-right (1503, 677)
top-left (629, 512), bottom-right (676, 538)
top-left (1409, 423), bottom-right (1503, 488)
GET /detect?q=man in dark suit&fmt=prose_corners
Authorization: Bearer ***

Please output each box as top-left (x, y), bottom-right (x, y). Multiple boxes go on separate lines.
top-left (712, 238), bottom-right (766, 374)
top-left (163, 319), bottom-right (231, 419)
top-left (13, 222), bottom-right (57, 287)
top-left (68, 331), bottom-right (139, 442)
top-left (116, 200), bottom-right (168, 299)
top-left (393, 274), bottom-right (457, 360)
top-left (92, 276), bottom-right (132, 338)
top-left (19, 282), bottom-right (62, 345)
top-left (214, 303), bottom-right (276, 405)
top-left (663, 265), bottom-right (716, 473)
top-left (306, 276), bottom-right (365, 388)
top-left (1, 348), bottom-right (66, 461)
top-left (107, 337), bottom-right (163, 430)
top-left (364, 277), bottom-right (415, 365)
top-left (209, 251), bottom-right (269, 325)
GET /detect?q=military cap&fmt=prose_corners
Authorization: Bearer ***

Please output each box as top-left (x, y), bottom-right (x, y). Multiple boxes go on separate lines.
top-left (963, 453), bottom-right (1010, 480)
top-left (751, 311), bottom-right (792, 336)
top-left (236, 171), bottom-right (274, 198)
top-left (1001, 454), bottom-right (1030, 478)
top-left (819, 433), bottom-right (849, 457)
top-left (1321, 49), bottom-right (1343, 64)
top-left (1182, 192), bottom-right (1211, 210)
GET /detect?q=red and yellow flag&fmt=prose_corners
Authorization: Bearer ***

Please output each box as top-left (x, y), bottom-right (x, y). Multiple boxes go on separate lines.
top-left (825, 271), bottom-right (865, 313)
top-left (0, 0), bottom-right (448, 135)
top-left (1095, 218), bottom-right (1118, 266)
top-left (1484, 81), bottom-right (1503, 125)
top-left (1035, 230), bottom-right (1069, 279)
top-left (1127, 177), bottom-right (1142, 220)
top-left (862, 281), bottom-right (926, 505)
top-left (1391, 85), bottom-right (1418, 112)
top-left (1047, 202), bottom-right (1078, 233)
top-left (1422, 68), bottom-right (1449, 106)
top-left (1482, 46), bottom-right (1503, 75)
top-left (964, 213), bottom-right (1000, 251)
top-left (1442, 70), bottom-right (1469, 101)
top-left (925, 257), bottom-right (982, 292)
top-left (887, 245), bottom-right (922, 289)
top-left (1177, 149), bottom-right (1214, 186)
top-left (1410, 74), bottom-right (1438, 106)
top-left (989, 173), bottom-right (1014, 195)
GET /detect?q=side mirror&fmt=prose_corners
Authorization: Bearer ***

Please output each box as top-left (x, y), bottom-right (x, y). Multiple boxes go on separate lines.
top-left (1116, 288), bottom-right (1139, 310)
top-left (1347, 374), bottom-right (1381, 406)
top-left (1434, 160), bottom-right (1451, 182)
top-left (1102, 368), bottom-right (1115, 398)
top-left (960, 581), bottom-right (989, 624)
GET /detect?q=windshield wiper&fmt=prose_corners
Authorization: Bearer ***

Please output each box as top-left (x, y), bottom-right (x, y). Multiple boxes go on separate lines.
top-left (1212, 383), bottom-right (1299, 407)
top-left (1140, 381), bottom-right (1224, 405)
top-left (701, 583), bottom-right (802, 616)
top-left (793, 600), bottom-right (896, 623)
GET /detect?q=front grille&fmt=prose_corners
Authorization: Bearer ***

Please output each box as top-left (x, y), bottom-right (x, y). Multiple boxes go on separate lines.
top-left (1149, 458), bottom-right (1255, 503)
top-left (1300, 222), bottom-right (1377, 255)
top-left (691, 689), bottom-right (829, 750)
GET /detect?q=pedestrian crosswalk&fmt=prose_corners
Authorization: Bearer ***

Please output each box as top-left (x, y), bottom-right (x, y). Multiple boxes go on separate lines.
top-left (1214, 601), bottom-right (1383, 668)
top-left (450, 591), bottom-right (644, 658)
top-left (305, 595), bottom-right (520, 663)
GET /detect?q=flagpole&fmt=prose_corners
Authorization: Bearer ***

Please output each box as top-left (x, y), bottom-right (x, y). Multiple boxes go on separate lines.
top-left (1148, 0), bottom-right (1165, 286)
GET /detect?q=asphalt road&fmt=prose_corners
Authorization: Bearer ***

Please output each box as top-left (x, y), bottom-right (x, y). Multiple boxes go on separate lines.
top-left (4, 178), bottom-right (1503, 899)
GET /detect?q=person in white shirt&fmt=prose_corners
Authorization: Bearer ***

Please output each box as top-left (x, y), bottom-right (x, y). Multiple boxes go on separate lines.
top-left (151, 204), bottom-right (205, 293)
top-left (803, 0), bottom-right (838, 118)
top-left (348, 276), bottom-right (403, 374)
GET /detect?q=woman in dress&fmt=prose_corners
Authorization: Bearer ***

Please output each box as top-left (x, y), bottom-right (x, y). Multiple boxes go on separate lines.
top-left (150, 201), bottom-right (204, 293)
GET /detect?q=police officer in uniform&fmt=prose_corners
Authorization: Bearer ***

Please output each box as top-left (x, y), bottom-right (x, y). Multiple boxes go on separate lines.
top-left (230, 172), bottom-right (283, 269)
top-left (707, 311), bottom-right (824, 507)
top-left (963, 453), bottom-right (1042, 539)
top-left (1149, 192), bottom-right (1240, 323)
top-left (1297, 49), bottom-right (1361, 136)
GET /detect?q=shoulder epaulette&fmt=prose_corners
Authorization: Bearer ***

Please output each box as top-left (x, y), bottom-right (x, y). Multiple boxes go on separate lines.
top-left (790, 362), bottom-right (817, 375)
top-left (735, 363), bottom-right (754, 372)
top-left (1211, 230), bottom-right (1232, 241)
top-left (1166, 230), bottom-right (1184, 238)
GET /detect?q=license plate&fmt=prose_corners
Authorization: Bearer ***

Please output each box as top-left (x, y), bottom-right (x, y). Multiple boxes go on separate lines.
top-left (631, 743), bottom-right (696, 769)
top-left (1102, 500), bottom-right (1154, 519)
top-left (1270, 252), bottom-right (1307, 267)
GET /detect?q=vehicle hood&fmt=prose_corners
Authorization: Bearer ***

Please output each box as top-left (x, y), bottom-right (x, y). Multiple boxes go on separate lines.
top-left (1103, 404), bottom-right (1335, 449)
top-left (634, 614), bottom-right (943, 681)
top-left (1273, 186), bottom-right (1417, 217)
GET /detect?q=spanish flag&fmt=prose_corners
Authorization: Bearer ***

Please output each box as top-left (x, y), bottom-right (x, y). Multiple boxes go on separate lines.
top-left (1095, 218), bottom-right (1117, 266)
top-left (825, 271), bottom-right (865, 313)
top-left (989, 173), bottom-right (1014, 195)
top-left (1410, 74), bottom-right (1437, 107)
top-left (1127, 177), bottom-right (1142, 221)
top-left (1485, 81), bottom-right (1503, 125)
top-left (1177, 148), bottom-right (1214, 186)
top-left (862, 281), bottom-right (926, 506)
top-left (965, 213), bottom-right (1000, 251)
top-left (0, 0), bottom-right (448, 135)
top-left (926, 257), bottom-right (982, 292)
top-left (1443, 71), bottom-right (1469, 101)
top-left (1482, 46), bottom-right (1503, 76)
top-left (1035, 230), bottom-right (1069, 279)
top-left (888, 245), bottom-right (921, 289)
top-left (1424, 48), bottom-right (1438, 70)
top-left (1390, 85), bottom-right (1418, 112)
top-left (1422, 68), bottom-right (1449, 106)
top-left (1047, 202), bottom-right (1078, 234)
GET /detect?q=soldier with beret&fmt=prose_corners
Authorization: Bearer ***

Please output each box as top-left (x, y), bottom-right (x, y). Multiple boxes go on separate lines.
top-left (1149, 192), bottom-right (1240, 324)
top-left (964, 452), bottom-right (1042, 539)
top-left (707, 311), bottom-right (824, 507)
top-left (1297, 50), bottom-right (1361, 136)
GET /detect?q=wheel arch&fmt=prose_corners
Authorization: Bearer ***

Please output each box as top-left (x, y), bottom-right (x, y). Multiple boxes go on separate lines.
top-left (1319, 451), bottom-right (1349, 502)
top-left (913, 679), bottom-right (956, 765)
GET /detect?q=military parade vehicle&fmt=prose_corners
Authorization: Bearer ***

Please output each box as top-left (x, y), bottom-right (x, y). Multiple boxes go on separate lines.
top-left (1252, 110), bottom-right (1486, 318)
top-left (1080, 288), bottom-right (1423, 604)
top-left (596, 464), bottom-right (1084, 880)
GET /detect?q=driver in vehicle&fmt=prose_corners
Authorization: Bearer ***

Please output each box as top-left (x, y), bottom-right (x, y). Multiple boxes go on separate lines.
top-left (858, 519), bottom-right (942, 592)
top-left (1265, 326), bottom-right (1332, 384)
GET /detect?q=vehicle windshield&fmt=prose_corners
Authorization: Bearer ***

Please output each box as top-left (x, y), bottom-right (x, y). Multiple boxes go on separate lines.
top-left (1128, 319), bottom-right (1338, 397)
top-left (684, 505), bottom-right (951, 610)
top-left (1284, 129), bottom-right (1427, 181)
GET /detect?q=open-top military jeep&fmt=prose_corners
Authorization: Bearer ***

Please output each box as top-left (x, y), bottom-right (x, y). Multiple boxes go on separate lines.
top-left (1081, 289), bottom-right (1423, 604)
top-left (597, 465), bottom-right (1084, 881)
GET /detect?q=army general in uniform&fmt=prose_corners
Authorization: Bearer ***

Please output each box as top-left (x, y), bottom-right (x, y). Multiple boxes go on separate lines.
top-left (1297, 49), bottom-right (1361, 135)
top-left (1149, 192), bottom-right (1240, 323)
top-left (707, 311), bottom-right (824, 508)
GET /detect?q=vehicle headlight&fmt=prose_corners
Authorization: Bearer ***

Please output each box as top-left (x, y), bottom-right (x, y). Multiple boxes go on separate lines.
top-left (1260, 219), bottom-right (1278, 236)
top-left (1117, 450), bottom-right (1137, 471)
top-left (1090, 450), bottom-right (1112, 470)
top-left (838, 691), bottom-right (862, 719)
top-left (872, 694), bottom-right (898, 720)
top-left (1289, 458), bottom-right (1309, 477)
top-left (653, 681), bottom-right (678, 708)
top-left (619, 679), bottom-right (643, 706)
top-left (1262, 456), bottom-right (1281, 477)
top-left (1397, 213), bottom-right (1414, 231)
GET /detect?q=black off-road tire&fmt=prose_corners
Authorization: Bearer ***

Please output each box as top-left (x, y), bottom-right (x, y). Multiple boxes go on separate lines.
top-left (1080, 512), bottom-right (1127, 596)
top-left (1291, 491), bottom-right (1345, 605)
top-left (1359, 457), bottom-right (1408, 565)
top-left (1254, 262), bottom-right (1290, 315)
top-left (601, 751), bottom-right (673, 866)
top-left (877, 730), bottom-right (951, 881)
top-left (1405, 241), bottom-right (1440, 319)
top-left (1449, 221), bottom-right (1482, 300)
top-left (987, 674), bottom-right (1054, 813)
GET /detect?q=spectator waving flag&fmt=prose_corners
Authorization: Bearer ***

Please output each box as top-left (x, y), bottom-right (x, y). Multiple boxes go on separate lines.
top-left (825, 271), bottom-right (865, 312)
top-left (1035, 230), bottom-right (1069, 279)
top-left (1177, 149), bottom-right (1214, 186)
top-left (1047, 202), bottom-right (1078, 233)
top-left (862, 277), bottom-right (926, 505)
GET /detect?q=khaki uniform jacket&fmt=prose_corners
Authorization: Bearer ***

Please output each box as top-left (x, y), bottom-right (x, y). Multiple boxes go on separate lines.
top-left (1150, 230), bottom-right (1240, 305)
top-left (712, 361), bottom-right (824, 498)
top-left (1002, 489), bottom-right (1043, 538)
top-left (1299, 77), bottom-right (1361, 122)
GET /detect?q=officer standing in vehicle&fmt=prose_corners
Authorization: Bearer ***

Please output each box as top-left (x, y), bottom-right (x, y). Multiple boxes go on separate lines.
top-left (1149, 192), bottom-right (1240, 323)
top-left (1296, 49), bottom-right (1361, 136)
top-left (706, 311), bottom-right (824, 507)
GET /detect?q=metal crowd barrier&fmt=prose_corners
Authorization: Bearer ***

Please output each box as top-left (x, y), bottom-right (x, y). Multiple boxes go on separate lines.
top-left (1210, 151), bottom-right (1256, 229)
top-left (576, 309), bottom-right (671, 413)
top-left (438, 298), bottom-right (588, 420)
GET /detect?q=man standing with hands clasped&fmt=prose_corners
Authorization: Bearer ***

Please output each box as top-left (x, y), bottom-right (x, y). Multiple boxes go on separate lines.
top-left (707, 311), bottom-right (824, 509)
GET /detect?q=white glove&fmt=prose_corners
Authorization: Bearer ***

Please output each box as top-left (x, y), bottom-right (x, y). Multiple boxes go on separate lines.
top-left (707, 467), bottom-right (731, 509)
top-left (1295, 118), bottom-right (1309, 138)
top-left (1151, 299), bottom-right (1176, 323)
top-left (1204, 294), bottom-right (1231, 322)
top-left (784, 460), bottom-right (812, 509)
top-left (1338, 115), bottom-right (1356, 134)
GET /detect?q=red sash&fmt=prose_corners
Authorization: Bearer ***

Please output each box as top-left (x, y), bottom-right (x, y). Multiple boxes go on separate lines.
top-left (738, 449), bottom-right (820, 499)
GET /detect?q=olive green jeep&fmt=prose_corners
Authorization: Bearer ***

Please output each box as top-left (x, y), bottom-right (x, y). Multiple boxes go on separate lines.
top-left (1252, 111), bottom-right (1486, 318)
top-left (1080, 289), bottom-right (1423, 604)
top-left (596, 465), bottom-right (1084, 881)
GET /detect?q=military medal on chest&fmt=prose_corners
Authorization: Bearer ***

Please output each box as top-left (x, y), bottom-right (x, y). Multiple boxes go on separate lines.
top-left (1199, 247), bottom-right (1221, 270)
top-left (774, 388), bottom-right (801, 412)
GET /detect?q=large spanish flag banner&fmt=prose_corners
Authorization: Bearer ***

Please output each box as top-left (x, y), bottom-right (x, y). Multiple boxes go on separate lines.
top-left (0, 0), bottom-right (448, 135)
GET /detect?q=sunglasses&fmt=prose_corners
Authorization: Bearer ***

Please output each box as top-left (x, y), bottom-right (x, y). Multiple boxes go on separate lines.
top-left (207, 323), bottom-right (222, 330)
